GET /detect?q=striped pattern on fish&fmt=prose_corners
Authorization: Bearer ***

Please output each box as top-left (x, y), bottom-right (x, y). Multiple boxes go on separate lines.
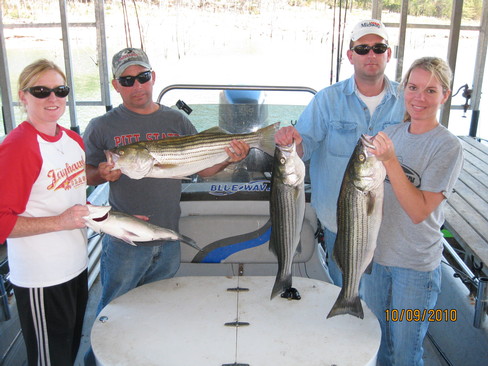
top-left (269, 143), bottom-right (305, 300)
top-left (327, 134), bottom-right (385, 319)
top-left (106, 122), bottom-right (279, 180)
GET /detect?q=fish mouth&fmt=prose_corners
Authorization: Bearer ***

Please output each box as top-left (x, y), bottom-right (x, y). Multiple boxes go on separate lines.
top-left (276, 143), bottom-right (294, 149)
top-left (85, 204), bottom-right (112, 220)
top-left (104, 150), bottom-right (119, 164)
top-left (360, 134), bottom-right (375, 149)
top-left (92, 213), bottom-right (109, 222)
top-left (275, 142), bottom-right (296, 155)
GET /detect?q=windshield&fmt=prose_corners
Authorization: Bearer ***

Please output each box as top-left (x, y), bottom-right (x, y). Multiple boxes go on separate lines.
top-left (157, 85), bottom-right (315, 201)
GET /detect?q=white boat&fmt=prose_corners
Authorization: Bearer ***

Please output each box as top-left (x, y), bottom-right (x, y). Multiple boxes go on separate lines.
top-left (86, 85), bottom-right (488, 366)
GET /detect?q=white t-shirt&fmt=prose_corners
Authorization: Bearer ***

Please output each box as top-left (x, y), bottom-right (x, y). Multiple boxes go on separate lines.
top-left (0, 122), bottom-right (87, 287)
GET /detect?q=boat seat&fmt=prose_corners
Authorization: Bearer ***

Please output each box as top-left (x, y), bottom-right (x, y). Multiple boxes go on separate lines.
top-left (179, 215), bottom-right (316, 264)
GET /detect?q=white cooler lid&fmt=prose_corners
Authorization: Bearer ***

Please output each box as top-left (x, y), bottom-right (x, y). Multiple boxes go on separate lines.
top-left (91, 276), bottom-right (380, 366)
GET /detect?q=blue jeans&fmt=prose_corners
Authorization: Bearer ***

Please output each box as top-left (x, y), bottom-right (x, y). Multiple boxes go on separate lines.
top-left (97, 235), bottom-right (181, 313)
top-left (361, 262), bottom-right (442, 366)
top-left (324, 228), bottom-right (343, 287)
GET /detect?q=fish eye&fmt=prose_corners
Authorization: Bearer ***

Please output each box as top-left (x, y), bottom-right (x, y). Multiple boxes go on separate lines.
top-left (280, 157), bottom-right (286, 164)
top-left (358, 153), bottom-right (366, 162)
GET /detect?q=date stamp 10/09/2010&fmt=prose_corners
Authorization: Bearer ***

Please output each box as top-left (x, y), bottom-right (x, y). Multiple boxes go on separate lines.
top-left (385, 309), bottom-right (457, 322)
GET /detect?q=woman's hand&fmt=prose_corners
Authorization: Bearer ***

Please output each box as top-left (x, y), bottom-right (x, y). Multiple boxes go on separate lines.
top-left (58, 204), bottom-right (90, 230)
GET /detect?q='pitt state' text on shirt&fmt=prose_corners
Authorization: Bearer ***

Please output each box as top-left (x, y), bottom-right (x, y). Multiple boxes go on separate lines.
top-left (114, 132), bottom-right (181, 146)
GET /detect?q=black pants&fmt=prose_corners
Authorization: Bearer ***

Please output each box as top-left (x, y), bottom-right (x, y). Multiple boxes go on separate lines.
top-left (13, 270), bottom-right (88, 366)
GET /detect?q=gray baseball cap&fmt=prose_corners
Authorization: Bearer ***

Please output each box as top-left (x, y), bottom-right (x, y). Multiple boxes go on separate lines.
top-left (112, 48), bottom-right (152, 78)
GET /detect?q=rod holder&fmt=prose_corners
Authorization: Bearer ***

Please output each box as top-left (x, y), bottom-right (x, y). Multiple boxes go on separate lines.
top-left (474, 277), bottom-right (488, 329)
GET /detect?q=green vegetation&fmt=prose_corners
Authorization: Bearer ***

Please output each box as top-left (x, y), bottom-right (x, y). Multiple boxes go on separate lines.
top-left (0, 0), bottom-right (484, 21)
top-left (333, 0), bottom-right (482, 20)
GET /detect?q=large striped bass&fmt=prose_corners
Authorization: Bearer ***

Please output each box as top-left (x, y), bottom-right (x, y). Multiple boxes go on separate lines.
top-left (269, 142), bottom-right (305, 300)
top-left (105, 122), bottom-right (279, 180)
top-left (83, 204), bottom-right (201, 251)
top-left (327, 134), bottom-right (385, 319)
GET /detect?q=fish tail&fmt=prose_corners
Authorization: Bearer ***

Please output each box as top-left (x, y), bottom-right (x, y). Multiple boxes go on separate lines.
top-left (179, 234), bottom-right (202, 251)
top-left (257, 122), bottom-right (280, 156)
top-left (270, 272), bottom-right (292, 299)
top-left (326, 290), bottom-right (364, 319)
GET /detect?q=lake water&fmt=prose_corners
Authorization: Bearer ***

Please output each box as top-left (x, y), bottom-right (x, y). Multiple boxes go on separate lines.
top-left (1, 3), bottom-right (487, 141)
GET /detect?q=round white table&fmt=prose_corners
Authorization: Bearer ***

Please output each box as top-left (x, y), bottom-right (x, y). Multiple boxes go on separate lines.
top-left (91, 276), bottom-right (380, 366)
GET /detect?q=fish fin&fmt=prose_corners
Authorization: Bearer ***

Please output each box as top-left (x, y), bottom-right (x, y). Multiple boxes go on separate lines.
top-left (200, 126), bottom-right (230, 134)
top-left (257, 122), bottom-right (280, 156)
top-left (327, 290), bottom-right (364, 319)
top-left (332, 237), bottom-right (345, 274)
top-left (269, 238), bottom-right (277, 256)
top-left (152, 163), bottom-right (192, 180)
top-left (120, 236), bottom-right (138, 246)
top-left (152, 161), bottom-right (178, 169)
top-left (270, 272), bottom-right (292, 299)
top-left (123, 170), bottom-right (150, 180)
top-left (133, 241), bottom-right (166, 247)
top-left (364, 260), bottom-right (374, 274)
top-left (179, 234), bottom-right (203, 251)
top-left (266, 219), bottom-right (277, 256)
top-left (366, 192), bottom-right (376, 216)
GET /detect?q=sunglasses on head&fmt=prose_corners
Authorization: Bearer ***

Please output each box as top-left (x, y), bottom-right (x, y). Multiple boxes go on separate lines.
top-left (351, 43), bottom-right (389, 55)
top-left (117, 70), bottom-right (152, 87)
top-left (26, 85), bottom-right (70, 99)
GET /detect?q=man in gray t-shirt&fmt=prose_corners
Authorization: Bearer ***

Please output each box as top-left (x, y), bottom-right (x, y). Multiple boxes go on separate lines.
top-left (83, 48), bottom-right (250, 314)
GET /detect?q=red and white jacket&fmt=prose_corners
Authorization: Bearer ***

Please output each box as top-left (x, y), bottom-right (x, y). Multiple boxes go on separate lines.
top-left (0, 122), bottom-right (87, 287)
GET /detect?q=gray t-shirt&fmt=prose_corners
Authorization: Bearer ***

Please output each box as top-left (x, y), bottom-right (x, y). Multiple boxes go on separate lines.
top-left (374, 122), bottom-right (464, 271)
top-left (83, 104), bottom-right (197, 232)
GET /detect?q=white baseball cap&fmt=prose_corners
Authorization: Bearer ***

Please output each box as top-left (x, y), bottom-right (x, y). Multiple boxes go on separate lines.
top-left (351, 19), bottom-right (389, 42)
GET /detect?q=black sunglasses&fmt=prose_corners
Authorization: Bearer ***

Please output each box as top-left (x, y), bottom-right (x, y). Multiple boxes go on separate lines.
top-left (117, 70), bottom-right (152, 87)
top-left (351, 43), bottom-right (389, 55)
top-left (26, 85), bottom-right (70, 99)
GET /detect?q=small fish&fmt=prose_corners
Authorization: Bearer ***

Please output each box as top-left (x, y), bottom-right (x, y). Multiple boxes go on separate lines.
top-left (105, 122), bottom-right (280, 180)
top-left (327, 134), bottom-right (386, 319)
top-left (83, 204), bottom-right (200, 251)
top-left (269, 143), bottom-right (305, 300)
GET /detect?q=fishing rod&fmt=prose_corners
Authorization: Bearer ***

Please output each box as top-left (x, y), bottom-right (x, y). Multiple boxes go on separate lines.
top-left (331, 0), bottom-right (352, 84)
top-left (121, 0), bottom-right (145, 49)
top-left (330, 0), bottom-right (337, 85)
top-left (336, 0), bottom-right (350, 82)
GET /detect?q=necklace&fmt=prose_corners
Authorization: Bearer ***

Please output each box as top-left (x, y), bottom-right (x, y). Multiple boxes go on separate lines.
top-left (53, 140), bottom-right (64, 155)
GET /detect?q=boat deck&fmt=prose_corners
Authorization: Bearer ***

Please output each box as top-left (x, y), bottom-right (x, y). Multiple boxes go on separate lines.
top-left (444, 136), bottom-right (488, 277)
top-left (74, 273), bottom-right (450, 366)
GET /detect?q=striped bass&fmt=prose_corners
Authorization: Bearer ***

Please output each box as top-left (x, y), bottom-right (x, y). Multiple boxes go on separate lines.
top-left (269, 142), bottom-right (305, 300)
top-left (83, 204), bottom-right (201, 251)
top-left (105, 122), bottom-right (279, 180)
top-left (327, 134), bottom-right (385, 319)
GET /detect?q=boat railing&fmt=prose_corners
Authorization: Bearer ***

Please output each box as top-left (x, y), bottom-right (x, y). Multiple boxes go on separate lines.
top-left (442, 237), bottom-right (488, 328)
top-left (157, 84), bottom-right (318, 104)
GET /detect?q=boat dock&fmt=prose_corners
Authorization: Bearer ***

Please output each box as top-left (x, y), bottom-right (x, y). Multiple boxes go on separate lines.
top-left (444, 136), bottom-right (488, 278)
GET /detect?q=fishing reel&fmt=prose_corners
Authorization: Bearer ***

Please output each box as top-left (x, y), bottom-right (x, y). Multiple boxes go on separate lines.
top-left (452, 84), bottom-right (472, 118)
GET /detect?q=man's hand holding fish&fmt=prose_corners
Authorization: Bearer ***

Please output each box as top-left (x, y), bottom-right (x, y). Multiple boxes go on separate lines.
top-left (274, 126), bottom-right (304, 158)
top-left (198, 139), bottom-right (250, 177)
top-left (96, 160), bottom-right (123, 183)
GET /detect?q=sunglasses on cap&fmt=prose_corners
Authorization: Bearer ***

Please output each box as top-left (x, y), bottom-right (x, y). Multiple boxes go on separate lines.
top-left (25, 85), bottom-right (70, 99)
top-left (117, 70), bottom-right (152, 87)
top-left (351, 43), bottom-right (389, 55)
